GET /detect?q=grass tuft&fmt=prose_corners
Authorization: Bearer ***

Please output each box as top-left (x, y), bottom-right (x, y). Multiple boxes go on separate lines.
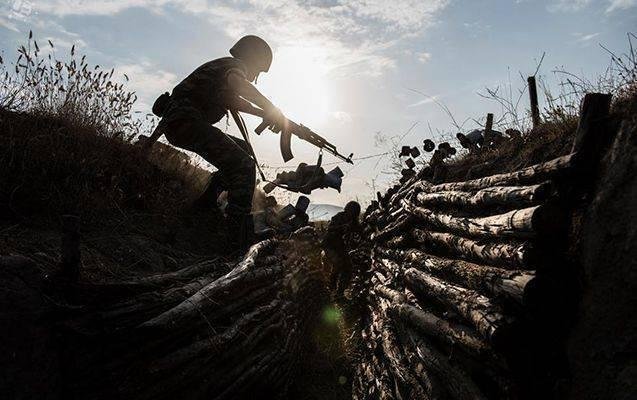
top-left (0, 33), bottom-right (205, 222)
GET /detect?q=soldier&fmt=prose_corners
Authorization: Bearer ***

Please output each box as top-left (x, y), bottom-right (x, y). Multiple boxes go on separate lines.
top-left (142, 35), bottom-right (287, 248)
top-left (430, 142), bottom-right (455, 183)
top-left (457, 130), bottom-right (484, 152)
top-left (322, 201), bottom-right (362, 296)
top-left (457, 129), bottom-right (504, 152)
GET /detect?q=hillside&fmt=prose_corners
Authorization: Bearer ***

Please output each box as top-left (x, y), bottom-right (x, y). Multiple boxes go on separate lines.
top-left (308, 203), bottom-right (344, 221)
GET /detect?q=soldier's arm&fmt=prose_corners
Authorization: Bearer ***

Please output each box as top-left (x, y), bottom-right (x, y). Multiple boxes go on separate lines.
top-left (229, 96), bottom-right (266, 118)
top-left (139, 124), bottom-right (164, 152)
top-left (227, 71), bottom-right (277, 114)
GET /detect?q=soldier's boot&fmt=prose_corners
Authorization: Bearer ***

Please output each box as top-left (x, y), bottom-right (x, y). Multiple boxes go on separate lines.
top-left (192, 171), bottom-right (226, 210)
top-left (225, 205), bottom-right (255, 252)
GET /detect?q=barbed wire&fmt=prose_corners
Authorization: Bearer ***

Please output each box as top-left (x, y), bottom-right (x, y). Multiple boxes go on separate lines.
top-left (258, 150), bottom-right (394, 170)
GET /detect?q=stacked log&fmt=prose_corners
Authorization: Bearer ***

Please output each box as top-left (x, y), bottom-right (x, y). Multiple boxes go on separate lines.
top-left (0, 231), bottom-right (330, 400)
top-left (354, 153), bottom-right (579, 400)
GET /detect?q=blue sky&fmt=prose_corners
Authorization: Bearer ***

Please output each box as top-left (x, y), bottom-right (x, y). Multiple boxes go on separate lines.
top-left (1, 0), bottom-right (635, 206)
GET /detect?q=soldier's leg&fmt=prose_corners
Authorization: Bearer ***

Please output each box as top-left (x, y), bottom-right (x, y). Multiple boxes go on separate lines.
top-left (169, 118), bottom-right (255, 212)
top-left (224, 136), bottom-right (257, 214)
top-left (165, 117), bottom-right (256, 248)
top-left (192, 170), bottom-right (226, 209)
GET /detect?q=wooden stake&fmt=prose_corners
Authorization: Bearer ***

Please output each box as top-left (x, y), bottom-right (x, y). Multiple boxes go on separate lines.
top-left (528, 76), bottom-right (541, 128)
top-left (571, 93), bottom-right (612, 167)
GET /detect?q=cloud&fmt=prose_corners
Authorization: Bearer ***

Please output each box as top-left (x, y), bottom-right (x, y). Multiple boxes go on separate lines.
top-left (606, 0), bottom-right (637, 12)
top-left (30, 1), bottom-right (450, 78)
top-left (408, 95), bottom-right (438, 107)
top-left (0, 16), bottom-right (20, 32)
top-left (574, 32), bottom-right (600, 43)
top-left (33, 0), bottom-right (167, 16)
top-left (416, 51), bottom-right (432, 63)
top-left (332, 111), bottom-right (353, 123)
top-left (196, 1), bottom-right (433, 77)
top-left (115, 61), bottom-right (178, 109)
top-left (547, 0), bottom-right (592, 12)
top-left (342, 0), bottom-right (449, 31)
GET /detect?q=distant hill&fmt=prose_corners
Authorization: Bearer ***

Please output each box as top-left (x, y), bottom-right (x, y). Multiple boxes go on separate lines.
top-left (307, 203), bottom-right (343, 221)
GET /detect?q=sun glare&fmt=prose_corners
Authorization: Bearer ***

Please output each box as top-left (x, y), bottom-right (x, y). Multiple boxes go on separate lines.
top-left (259, 46), bottom-right (331, 127)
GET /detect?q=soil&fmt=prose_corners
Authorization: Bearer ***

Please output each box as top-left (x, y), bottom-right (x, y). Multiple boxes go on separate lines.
top-left (566, 116), bottom-right (637, 400)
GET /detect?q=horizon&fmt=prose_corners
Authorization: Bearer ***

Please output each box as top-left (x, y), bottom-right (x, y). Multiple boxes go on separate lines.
top-left (1, 0), bottom-right (635, 206)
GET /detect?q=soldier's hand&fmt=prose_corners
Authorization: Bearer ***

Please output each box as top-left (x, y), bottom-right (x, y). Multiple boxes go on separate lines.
top-left (264, 107), bottom-right (288, 134)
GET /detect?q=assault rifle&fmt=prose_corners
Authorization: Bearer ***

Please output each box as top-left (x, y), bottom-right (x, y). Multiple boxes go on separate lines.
top-left (255, 119), bottom-right (353, 164)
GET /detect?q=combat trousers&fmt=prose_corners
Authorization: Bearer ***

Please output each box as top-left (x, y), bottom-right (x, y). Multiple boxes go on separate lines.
top-left (163, 116), bottom-right (256, 217)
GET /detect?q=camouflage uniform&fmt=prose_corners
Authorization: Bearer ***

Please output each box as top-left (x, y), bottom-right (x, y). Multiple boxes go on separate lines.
top-left (161, 57), bottom-right (256, 219)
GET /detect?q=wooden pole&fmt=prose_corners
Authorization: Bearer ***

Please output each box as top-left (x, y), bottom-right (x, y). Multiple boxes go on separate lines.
top-left (484, 113), bottom-right (494, 147)
top-left (571, 93), bottom-right (612, 166)
top-left (528, 76), bottom-right (541, 128)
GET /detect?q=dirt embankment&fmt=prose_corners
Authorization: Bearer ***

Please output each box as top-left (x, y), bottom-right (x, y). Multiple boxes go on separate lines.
top-left (567, 108), bottom-right (637, 400)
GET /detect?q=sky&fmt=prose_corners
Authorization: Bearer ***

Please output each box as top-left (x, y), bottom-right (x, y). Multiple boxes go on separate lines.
top-left (1, 0), bottom-right (635, 206)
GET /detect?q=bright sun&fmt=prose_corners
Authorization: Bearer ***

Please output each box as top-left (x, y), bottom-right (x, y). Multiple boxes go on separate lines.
top-left (258, 46), bottom-right (330, 127)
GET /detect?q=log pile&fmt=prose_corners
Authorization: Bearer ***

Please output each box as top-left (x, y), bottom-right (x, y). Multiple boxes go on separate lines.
top-left (351, 94), bottom-right (613, 399)
top-left (353, 154), bottom-right (577, 399)
top-left (0, 229), bottom-right (330, 400)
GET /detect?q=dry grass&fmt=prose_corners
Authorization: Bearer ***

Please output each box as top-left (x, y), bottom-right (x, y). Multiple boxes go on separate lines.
top-left (0, 31), bottom-right (148, 138)
top-left (444, 33), bottom-right (637, 181)
top-left (0, 33), bottom-right (207, 223)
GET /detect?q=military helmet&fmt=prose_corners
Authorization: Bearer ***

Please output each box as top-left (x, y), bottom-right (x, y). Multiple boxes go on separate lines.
top-left (230, 35), bottom-right (273, 73)
top-left (344, 201), bottom-right (361, 218)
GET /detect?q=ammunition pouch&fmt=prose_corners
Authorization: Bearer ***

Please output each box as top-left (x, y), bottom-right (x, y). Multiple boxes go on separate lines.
top-left (152, 92), bottom-right (172, 117)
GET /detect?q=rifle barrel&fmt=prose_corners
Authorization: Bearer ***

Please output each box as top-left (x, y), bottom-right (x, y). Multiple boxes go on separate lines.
top-left (288, 121), bottom-right (353, 163)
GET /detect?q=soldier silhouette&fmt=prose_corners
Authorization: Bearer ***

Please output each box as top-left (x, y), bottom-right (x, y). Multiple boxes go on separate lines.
top-left (143, 35), bottom-right (288, 249)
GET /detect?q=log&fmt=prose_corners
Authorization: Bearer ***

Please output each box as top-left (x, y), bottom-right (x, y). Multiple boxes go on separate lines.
top-left (411, 228), bottom-right (533, 269)
top-left (140, 264), bottom-right (284, 330)
top-left (404, 268), bottom-right (511, 346)
top-left (374, 284), bottom-right (407, 304)
top-left (377, 247), bottom-right (537, 304)
top-left (404, 200), bottom-right (565, 240)
top-left (412, 153), bottom-right (574, 193)
top-left (391, 303), bottom-right (491, 359)
top-left (385, 235), bottom-right (409, 248)
top-left (81, 259), bottom-right (230, 300)
top-left (223, 239), bottom-right (276, 279)
top-left (144, 299), bottom-right (282, 379)
top-left (384, 325), bottom-right (444, 399)
top-left (374, 299), bottom-right (430, 399)
top-left (371, 214), bottom-right (413, 242)
top-left (401, 327), bottom-right (487, 400)
top-left (98, 271), bottom-right (240, 327)
top-left (385, 166), bottom-right (433, 209)
top-left (1, 232), bottom-right (334, 400)
top-left (415, 182), bottom-right (552, 209)
top-left (364, 208), bottom-right (384, 225)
